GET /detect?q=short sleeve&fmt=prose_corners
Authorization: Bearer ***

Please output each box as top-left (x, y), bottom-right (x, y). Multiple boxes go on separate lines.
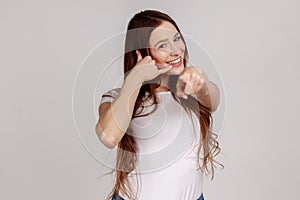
top-left (100, 88), bottom-right (121, 104)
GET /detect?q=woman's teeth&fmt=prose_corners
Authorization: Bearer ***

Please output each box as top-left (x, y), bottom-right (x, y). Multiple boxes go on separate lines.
top-left (168, 57), bottom-right (181, 64)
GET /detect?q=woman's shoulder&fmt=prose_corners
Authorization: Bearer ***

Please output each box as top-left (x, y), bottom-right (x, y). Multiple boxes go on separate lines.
top-left (102, 88), bottom-right (121, 96)
top-left (100, 88), bottom-right (121, 104)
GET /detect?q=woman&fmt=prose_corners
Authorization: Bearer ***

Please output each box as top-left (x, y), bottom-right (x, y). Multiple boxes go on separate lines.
top-left (95, 9), bottom-right (223, 200)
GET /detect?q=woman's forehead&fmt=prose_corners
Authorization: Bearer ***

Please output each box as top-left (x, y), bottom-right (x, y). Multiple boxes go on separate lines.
top-left (149, 21), bottom-right (178, 44)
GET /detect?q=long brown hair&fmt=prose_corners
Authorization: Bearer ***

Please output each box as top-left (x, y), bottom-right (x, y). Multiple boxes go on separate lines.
top-left (106, 9), bottom-right (223, 200)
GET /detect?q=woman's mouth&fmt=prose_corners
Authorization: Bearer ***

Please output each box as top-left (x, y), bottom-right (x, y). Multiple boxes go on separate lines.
top-left (167, 57), bottom-right (182, 67)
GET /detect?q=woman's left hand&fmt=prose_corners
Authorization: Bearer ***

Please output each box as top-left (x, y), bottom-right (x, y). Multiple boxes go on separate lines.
top-left (176, 66), bottom-right (209, 99)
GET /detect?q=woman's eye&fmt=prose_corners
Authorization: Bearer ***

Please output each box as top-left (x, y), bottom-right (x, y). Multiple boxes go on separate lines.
top-left (158, 44), bottom-right (167, 49)
top-left (174, 36), bottom-right (181, 42)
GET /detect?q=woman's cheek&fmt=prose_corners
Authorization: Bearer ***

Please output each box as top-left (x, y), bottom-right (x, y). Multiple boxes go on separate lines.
top-left (151, 50), bottom-right (169, 65)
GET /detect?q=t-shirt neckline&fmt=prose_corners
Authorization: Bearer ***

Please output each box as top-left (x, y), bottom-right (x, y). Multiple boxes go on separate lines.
top-left (156, 91), bottom-right (171, 95)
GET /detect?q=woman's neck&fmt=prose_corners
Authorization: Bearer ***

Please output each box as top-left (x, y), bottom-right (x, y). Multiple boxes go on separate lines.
top-left (155, 74), bottom-right (170, 92)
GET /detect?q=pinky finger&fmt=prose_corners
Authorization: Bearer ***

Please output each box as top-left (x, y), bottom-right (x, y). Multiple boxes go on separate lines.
top-left (158, 65), bottom-right (172, 74)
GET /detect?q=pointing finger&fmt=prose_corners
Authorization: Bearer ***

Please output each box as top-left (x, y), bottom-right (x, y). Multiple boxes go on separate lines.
top-left (179, 74), bottom-right (189, 83)
top-left (185, 73), bottom-right (197, 95)
top-left (184, 82), bottom-right (193, 95)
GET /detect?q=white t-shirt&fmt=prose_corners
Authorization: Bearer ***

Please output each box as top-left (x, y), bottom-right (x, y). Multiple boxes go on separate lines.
top-left (100, 88), bottom-right (203, 200)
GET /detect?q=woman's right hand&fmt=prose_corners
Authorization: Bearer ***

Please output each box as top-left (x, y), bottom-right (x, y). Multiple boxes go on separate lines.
top-left (129, 50), bottom-right (172, 83)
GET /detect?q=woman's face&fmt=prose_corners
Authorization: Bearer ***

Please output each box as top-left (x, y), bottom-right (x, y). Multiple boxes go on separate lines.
top-left (148, 21), bottom-right (186, 75)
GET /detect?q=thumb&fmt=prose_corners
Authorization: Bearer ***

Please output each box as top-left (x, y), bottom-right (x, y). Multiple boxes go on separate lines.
top-left (136, 50), bottom-right (143, 63)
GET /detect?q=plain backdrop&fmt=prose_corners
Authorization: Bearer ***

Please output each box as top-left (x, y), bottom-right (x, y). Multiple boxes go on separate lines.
top-left (1, 0), bottom-right (299, 200)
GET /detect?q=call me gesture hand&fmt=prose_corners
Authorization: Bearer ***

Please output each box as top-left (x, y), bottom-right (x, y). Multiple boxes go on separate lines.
top-left (131, 50), bottom-right (172, 83)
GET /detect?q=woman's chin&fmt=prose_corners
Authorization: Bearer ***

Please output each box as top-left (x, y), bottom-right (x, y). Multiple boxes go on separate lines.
top-left (166, 64), bottom-right (184, 75)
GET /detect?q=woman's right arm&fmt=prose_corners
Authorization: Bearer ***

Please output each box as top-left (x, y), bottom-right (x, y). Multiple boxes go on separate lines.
top-left (95, 51), bottom-right (172, 149)
top-left (95, 76), bottom-right (143, 149)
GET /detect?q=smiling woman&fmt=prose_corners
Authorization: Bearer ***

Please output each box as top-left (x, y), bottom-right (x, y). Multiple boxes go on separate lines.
top-left (149, 21), bottom-right (186, 78)
top-left (95, 9), bottom-right (223, 200)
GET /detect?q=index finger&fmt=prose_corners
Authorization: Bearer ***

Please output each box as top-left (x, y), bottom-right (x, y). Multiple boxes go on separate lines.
top-left (179, 74), bottom-right (189, 83)
top-left (136, 50), bottom-right (143, 63)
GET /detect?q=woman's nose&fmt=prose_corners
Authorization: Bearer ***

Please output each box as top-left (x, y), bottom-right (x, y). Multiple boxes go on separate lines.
top-left (169, 43), bottom-right (181, 55)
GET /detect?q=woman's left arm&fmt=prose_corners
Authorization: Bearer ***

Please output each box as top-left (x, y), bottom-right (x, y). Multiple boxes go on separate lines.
top-left (193, 80), bottom-right (220, 112)
top-left (176, 66), bottom-right (220, 112)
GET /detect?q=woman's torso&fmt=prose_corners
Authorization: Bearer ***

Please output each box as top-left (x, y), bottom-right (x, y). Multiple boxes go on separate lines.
top-left (116, 90), bottom-right (203, 200)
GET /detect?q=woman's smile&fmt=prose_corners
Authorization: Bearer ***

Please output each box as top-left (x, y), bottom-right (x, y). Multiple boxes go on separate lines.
top-left (167, 56), bottom-right (182, 67)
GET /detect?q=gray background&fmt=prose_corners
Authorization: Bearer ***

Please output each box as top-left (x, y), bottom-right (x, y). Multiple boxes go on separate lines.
top-left (1, 0), bottom-right (299, 199)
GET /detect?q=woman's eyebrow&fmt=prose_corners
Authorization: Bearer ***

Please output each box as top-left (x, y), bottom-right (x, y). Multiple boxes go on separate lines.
top-left (154, 32), bottom-right (180, 46)
top-left (154, 38), bottom-right (168, 47)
